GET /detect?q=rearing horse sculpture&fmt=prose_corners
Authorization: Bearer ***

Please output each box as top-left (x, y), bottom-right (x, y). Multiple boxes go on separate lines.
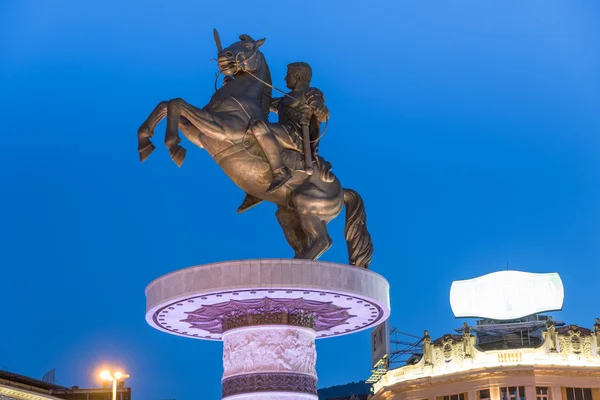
top-left (137, 32), bottom-right (373, 268)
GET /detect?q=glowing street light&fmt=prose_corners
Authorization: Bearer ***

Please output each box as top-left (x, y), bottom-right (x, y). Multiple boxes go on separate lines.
top-left (99, 370), bottom-right (130, 400)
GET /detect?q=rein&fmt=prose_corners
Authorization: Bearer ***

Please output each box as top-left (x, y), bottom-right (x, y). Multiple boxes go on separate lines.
top-left (211, 54), bottom-right (329, 144)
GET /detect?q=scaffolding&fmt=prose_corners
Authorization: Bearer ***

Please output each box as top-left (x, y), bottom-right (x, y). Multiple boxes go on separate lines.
top-left (455, 314), bottom-right (564, 351)
top-left (367, 328), bottom-right (422, 384)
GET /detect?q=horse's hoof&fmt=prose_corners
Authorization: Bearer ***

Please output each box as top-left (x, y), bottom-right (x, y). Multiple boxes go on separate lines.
top-left (138, 142), bottom-right (156, 162)
top-left (170, 145), bottom-right (187, 167)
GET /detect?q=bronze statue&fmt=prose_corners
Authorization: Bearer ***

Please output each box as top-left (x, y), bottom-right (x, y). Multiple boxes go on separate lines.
top-left (137, 31), bottom-right (373, 268)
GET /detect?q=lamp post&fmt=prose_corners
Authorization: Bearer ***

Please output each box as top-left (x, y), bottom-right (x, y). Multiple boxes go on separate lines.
top-left (99, 370), bottom-right (130, 400)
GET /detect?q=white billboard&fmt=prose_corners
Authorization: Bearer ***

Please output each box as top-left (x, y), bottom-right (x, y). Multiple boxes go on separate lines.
top-left (450, 271), bottom-right (564, 320)
top-left (371, 319), bottom-right (390, 368)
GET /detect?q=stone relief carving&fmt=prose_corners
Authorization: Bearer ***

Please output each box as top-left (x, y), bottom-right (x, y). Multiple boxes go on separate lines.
top-left (556, 324), bottom-right (594, 360)
top-left (223, 327), bottom-right (317, 377)
top-left (428, 334), bottom-right (471, 371)
top-left (422, 330), bottom-right (433, 366)
top-left (433, 345), bottom-right (444, 369)
top-left (543, 317), bottom-right (558, 353)
top-left (462, 322), bottom-right (475, 358)
top-left (594, 318), bottom-right (600, 355)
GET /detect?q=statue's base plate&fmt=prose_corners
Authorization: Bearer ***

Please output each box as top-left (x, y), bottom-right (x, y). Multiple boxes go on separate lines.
top-left (145, 259), bottom-right (390, 341)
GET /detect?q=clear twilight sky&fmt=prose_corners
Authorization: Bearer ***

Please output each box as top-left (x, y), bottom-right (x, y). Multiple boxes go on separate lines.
top-left (1, 1), bottom-right (599, 399)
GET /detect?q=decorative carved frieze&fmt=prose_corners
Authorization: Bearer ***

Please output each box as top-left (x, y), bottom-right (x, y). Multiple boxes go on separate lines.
top-left (181, 297), bottom-right (352, 333)
top-left (431, 334), bottom-right (467, 366)
top-left (222, 373), bottom-right (317, 397)
top-left (223, 327), bottom-right (317, 378)
top-left (557, 324), bottom-right (594, 359)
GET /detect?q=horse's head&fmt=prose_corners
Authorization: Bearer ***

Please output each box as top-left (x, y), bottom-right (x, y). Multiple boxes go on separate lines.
top-left (216, 33), bottom-right (266, 76)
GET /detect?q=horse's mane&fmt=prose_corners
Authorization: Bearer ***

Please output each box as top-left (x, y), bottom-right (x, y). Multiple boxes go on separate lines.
top-left (260, 53), bottom-right (272, 121)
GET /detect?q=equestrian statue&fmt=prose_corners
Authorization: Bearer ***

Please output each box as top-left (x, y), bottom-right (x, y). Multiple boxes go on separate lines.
top-left (137, 31), bottom-right (373, 268)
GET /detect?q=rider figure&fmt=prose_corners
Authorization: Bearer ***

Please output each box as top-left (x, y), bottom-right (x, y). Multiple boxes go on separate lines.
top-left (238, 62), bottom-right (330, 213)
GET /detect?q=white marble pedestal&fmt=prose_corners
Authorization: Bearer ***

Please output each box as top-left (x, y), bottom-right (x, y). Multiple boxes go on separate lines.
top-left (145, 259), bottom-right (390, 399)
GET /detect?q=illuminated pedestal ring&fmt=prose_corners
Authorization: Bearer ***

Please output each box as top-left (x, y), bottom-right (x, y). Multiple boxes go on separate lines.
top-left (145, 259), bottom-right (390, 399)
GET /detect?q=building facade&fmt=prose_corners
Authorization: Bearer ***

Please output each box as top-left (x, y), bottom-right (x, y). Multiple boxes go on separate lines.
top-left (0, 370), bottom-right (131, 400)
top-left (372, 320), bottom-right (600, 400)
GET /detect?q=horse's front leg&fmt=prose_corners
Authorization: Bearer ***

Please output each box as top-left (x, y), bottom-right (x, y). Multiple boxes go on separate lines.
top-left (165, 98), bottom-right (187, 167)
top-left (166, 98), bottom-right (228, 166)
top-left (138, 101), bottom-right (168, 162)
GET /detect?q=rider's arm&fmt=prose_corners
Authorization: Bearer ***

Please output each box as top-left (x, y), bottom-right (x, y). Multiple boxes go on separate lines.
top-left (304, 88), bottom-right (329, 122)
top-left (315, 104), bottom-right (329, 122)
top-left (270, 97), bottom-right (282, 114)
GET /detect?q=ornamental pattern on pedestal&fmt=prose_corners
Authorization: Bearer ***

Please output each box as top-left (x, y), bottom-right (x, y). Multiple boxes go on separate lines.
top-left (181, 297), bottom-right (352, 333)
top-left (223, 327), bottom-right (317, 377)
top-left (221, 373), bottom-right (318, 397)
top-left (223, 309), bottom-right (316, 331)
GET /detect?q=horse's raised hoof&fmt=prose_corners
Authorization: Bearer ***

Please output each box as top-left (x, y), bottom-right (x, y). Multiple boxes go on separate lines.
top-left (138, 142), bottom-right (156, 162)
top-left (170, 145), bottom-right (187, 167)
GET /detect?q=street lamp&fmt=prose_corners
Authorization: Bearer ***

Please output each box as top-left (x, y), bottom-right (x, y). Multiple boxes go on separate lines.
top-left (99, 370), bottom-right (130, 400)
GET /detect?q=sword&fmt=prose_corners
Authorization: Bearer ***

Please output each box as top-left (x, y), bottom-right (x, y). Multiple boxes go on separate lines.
top-left (300, 109), bottom-right (314, 176)
top-left (213, 28), bottom-right (223, 53)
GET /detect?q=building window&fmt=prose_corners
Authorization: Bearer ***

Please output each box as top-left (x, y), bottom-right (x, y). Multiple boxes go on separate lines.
top-left (537, 387), bottom-right (550, 400)
top-left (501, 387), bottom-right (525, 400)
top-left (565, 388), bottom-right (593, 400)
top-left (443, 394), bottom-right (466, 400)
top-left (479, 390), bottom-right (491, 400)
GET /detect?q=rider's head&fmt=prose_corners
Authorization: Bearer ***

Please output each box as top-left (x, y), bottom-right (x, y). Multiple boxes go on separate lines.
top-left (286, 62), bottom-right (312, 90)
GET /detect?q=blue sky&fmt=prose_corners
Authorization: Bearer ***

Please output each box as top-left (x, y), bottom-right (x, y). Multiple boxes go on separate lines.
top-left (1, 1), bottom-right (599, 399)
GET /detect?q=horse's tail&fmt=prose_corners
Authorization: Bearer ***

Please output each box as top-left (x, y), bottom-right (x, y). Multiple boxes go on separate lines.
top-left (343, 188), bottom-right (373, 269)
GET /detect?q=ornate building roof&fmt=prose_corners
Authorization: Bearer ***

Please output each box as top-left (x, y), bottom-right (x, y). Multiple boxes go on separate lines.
top-left (373, 318), bottom-right (600, 395)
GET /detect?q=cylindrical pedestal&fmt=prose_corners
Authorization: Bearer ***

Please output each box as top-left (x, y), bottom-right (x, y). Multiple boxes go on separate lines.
top-left (222, 325), bottom-right (317, 400)
top-left (145, 259), bottom-right (391, 400)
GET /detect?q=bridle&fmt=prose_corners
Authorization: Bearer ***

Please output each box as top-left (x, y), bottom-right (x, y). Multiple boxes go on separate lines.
top-left (215, 45), bottom-right (260, 77)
